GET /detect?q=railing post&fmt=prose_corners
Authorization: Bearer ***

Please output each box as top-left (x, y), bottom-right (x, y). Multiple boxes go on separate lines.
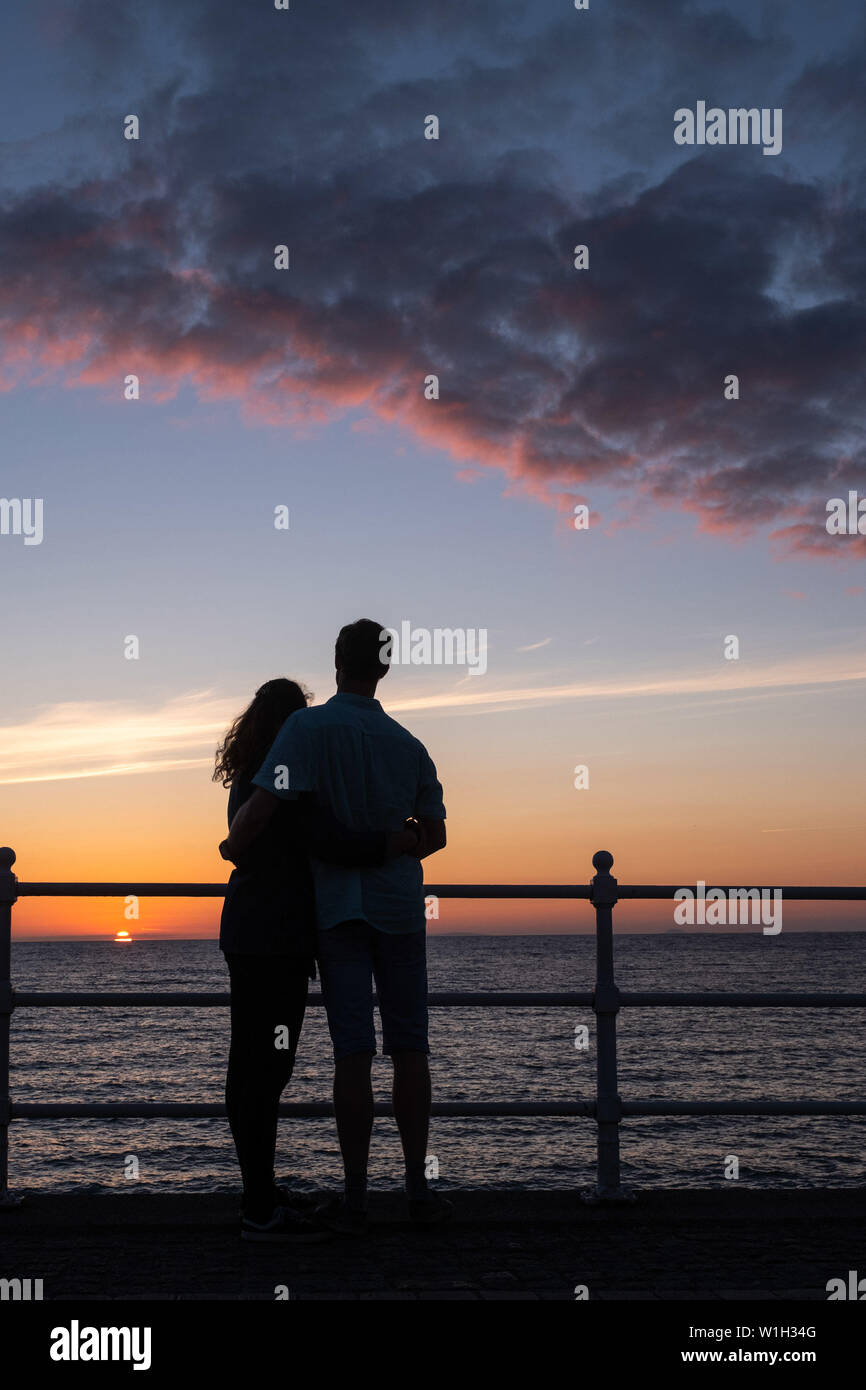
top-left (0, 846), bottom-right (21, 1208)
top-left (584, 849), bottom-right (634, 1203)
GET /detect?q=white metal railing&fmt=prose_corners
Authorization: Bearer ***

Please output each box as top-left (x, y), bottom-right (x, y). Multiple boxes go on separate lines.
top-left (1, 846), bottom-right (864, 1207)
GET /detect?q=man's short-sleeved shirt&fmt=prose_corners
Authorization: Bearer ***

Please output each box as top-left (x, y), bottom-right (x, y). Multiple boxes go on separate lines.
top-left (253, 691), bottom-right (446, 934)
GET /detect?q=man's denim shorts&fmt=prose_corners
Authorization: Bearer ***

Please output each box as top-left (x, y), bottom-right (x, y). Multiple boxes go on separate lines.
top-left (316, 919), bottom-right (429, 1060)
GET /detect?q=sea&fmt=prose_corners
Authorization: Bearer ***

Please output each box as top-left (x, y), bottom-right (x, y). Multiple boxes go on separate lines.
top-left (7, 932), bottom-right (865, 1194)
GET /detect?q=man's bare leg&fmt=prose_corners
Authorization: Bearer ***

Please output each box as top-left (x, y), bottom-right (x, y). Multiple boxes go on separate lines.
top-left (334, 1051), bottom-right (374, 1212)
top-left (391, 1050), bottom-right (431, 1201)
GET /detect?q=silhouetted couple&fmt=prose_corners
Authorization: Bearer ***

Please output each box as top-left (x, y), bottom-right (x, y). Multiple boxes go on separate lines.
top-left (216, 619), bottom-right (448, 1241)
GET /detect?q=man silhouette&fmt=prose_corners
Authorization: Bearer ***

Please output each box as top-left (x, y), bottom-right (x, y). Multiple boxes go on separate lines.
top-left (221, 619), bottom-right (449, 1231)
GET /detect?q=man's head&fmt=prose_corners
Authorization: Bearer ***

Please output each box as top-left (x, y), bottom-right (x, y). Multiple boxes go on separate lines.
top-left (335, 618), bottom-right (390, 693)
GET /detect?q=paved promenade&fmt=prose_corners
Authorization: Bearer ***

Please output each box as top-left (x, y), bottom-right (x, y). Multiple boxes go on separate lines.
top-left (1, 1188), bottom-right (860, 1301)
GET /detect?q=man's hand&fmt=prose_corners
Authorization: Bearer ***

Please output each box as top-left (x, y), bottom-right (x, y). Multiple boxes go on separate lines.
top-left (415, 817), bottom-right (445, 860)
top-left (386, 820), bottom-right (423, 859)
top-left (388, 816), bottom-right (445, 860)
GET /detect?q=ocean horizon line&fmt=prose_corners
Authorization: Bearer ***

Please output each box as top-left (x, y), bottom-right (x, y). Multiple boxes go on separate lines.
top-left (11, 927), bottom-right (866, 943)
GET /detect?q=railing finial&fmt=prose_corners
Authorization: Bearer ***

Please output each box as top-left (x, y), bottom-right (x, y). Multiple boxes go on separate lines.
top-left (592, 850), bottom-right (613, 873)
top-left (0, 848), bottom-right (15, 872)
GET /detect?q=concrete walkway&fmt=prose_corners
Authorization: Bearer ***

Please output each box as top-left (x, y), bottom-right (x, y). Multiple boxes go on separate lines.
top-left (1, 1189), bottom-right (861, 1300)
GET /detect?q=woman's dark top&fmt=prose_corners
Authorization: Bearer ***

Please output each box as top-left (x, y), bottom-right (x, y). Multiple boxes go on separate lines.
top-left (218, 777), bottom-right (387, 960)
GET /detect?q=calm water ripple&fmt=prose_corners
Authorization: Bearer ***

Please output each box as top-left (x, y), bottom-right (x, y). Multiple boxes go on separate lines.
top-left (8, 933), bottom-right (865, 1192)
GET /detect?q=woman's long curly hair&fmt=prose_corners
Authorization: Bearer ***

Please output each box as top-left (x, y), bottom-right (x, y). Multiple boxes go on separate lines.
top-left (213, 678), bottom-right (311, 788)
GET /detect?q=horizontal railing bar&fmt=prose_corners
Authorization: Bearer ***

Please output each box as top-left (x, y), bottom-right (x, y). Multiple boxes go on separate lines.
top-left (14, 884), bottom-right (590, 899)
top-left (11, 991), bottom-right (594, 1008)
top-left (10, 990), bottom-right (866, 1008)
top-left (13, 992), bottom-right (235, 1007)
top-left (11, 1101), bottom-right (596, 1119)
top-left (14, 884), bottom-right (233, 898)
top-left (613, 887), bottom-right (866, 901)
top-left (618, 992), bottom-right (866, 1007)
top-left (623, 1101), bottom-right (866, 1116)
top-left (10, 1100), bottom-right (866, 1119)
top-left (13, 883), bottom-right (866, 900)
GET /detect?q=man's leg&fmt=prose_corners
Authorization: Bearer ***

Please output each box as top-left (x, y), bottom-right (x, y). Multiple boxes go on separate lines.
top-left (333, 1052), bottom-right (374, 1212)
top-left (373, 928), bottom-right (439, 1208)
top-left (391, 1050), bottom-right (431, 1196)
top-left (317, 921), bottom-right (377, 1217)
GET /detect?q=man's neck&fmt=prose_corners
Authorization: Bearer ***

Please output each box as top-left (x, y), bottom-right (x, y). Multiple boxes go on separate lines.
top-left (337, 678), bottom-right (379, 699)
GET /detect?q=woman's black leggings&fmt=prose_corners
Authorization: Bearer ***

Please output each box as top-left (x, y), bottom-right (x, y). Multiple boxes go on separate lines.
top-left (223, 952), bottom-right (311, 1214)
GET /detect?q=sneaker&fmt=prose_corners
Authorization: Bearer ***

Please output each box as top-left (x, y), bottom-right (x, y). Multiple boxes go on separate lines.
top-left (314, 1195), bottom-right (369, 1236)
top-left (241, 1204), bottom-right (331, 1243)
top-left (408, 1192), bottom-right (454, 1226)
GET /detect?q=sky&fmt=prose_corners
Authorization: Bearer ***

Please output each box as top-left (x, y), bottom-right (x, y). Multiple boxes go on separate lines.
top-left (0, 0), bottom-right (864, 939)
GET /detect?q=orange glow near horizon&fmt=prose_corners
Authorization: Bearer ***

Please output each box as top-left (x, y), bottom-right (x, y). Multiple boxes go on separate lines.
top-left (6, 726), bottom-right (865, 939)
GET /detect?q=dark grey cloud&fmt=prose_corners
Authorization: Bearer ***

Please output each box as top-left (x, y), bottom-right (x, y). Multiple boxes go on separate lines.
top-left (1, 0), bottom-right (864, 557)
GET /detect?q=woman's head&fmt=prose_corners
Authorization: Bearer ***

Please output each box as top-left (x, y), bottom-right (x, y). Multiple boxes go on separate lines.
top-left (213, 677), bottom-right (311, 787)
